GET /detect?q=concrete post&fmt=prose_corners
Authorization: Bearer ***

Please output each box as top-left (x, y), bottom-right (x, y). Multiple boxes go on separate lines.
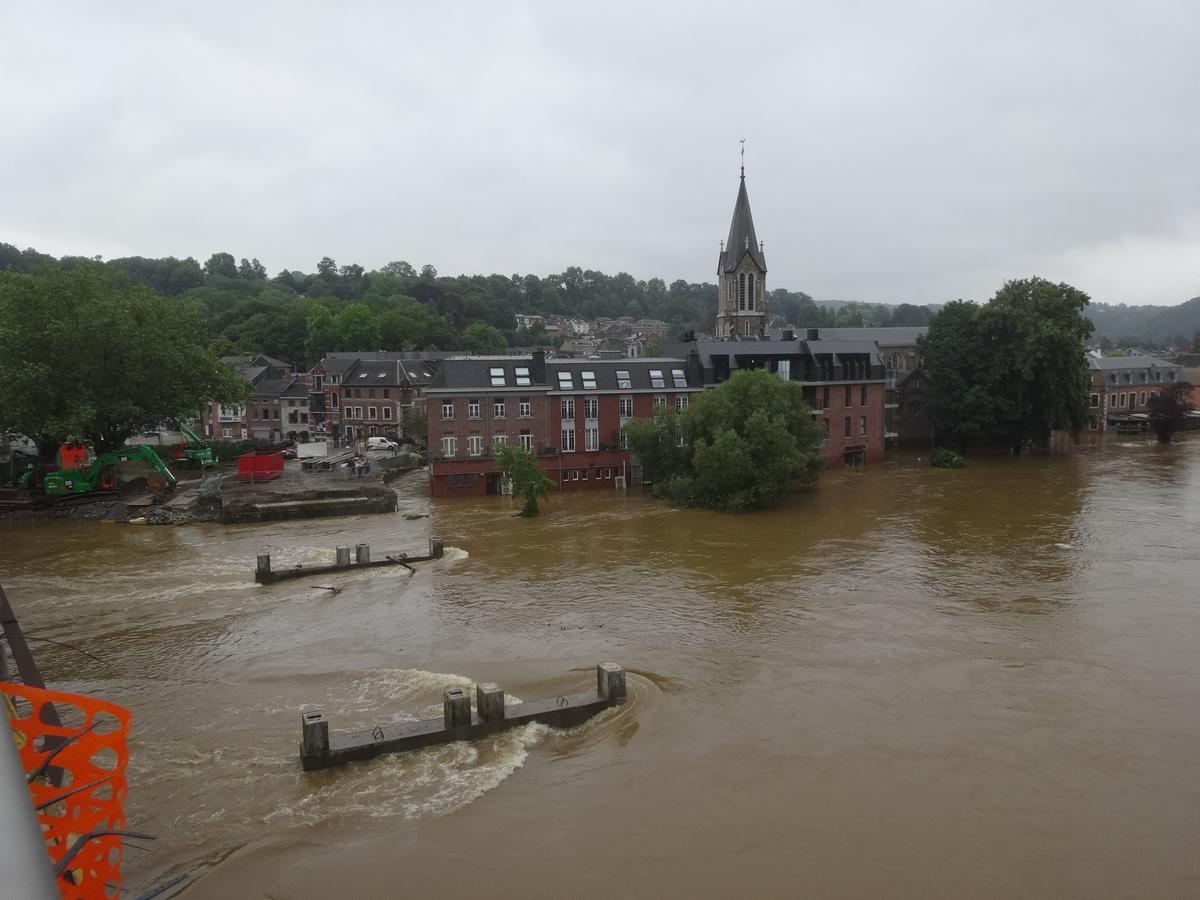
top-left (476, 683), bottom-right (505, 723)
top-left (355, 543), bottom-right (370, 563)
top-left (443, 687), bottom-right (472, 728)
top-left (301, 710), bottom-right (329, 757)
top-left (430, 537), bottom-right (444, 559)
top-left (336, 546), bottom-right (351, 567)
top-left (256, 554), bottom-right (271, 578)
top-left (597, 663), bottom-right (626, 700)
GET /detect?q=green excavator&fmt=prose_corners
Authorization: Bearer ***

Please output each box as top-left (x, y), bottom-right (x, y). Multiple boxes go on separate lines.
top-left (175, 419), bottom-right (217, 468)
top-left (43, 445), bottom-right (178, 496)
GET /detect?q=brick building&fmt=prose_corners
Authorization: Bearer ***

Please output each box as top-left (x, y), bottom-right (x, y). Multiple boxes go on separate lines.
top-left (200, 354), bottom-right (292, 440)
top-left (326, 352), bottom-right (450, 441)
top-left (667, 330), bottom-right (887, 467)
top-left (424, 352), bottom-right (705, 497)
top-left (1088, 355), bottom-right (1185, 432)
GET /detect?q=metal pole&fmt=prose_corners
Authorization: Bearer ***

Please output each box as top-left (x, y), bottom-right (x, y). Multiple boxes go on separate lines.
top-left (0, 706), bottom-right (59, 899)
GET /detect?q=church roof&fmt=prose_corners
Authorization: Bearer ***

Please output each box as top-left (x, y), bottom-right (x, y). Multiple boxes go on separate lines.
top-left (719, 173), bottom-right (767, 274)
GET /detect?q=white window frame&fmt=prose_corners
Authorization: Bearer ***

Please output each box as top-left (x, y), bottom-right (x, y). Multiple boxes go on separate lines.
top-left (619, 396), bottom-right (633, 418)
top-left (675, 395), bottom-right (688, 411)
top-left (519, 431), bottom-right (533, 451)
top-left (585, 427), bottom-right (599, 451)
top-left (468, 433), bottom-right (483, 457)
top-left (493, 399), bottom-right (506, 418)
top-left (519, 398), bottom-right (531, 418)
top-left (561, 428), bottom-right (576, 452)
top-left (468, 399), bottom-right (480, 419)
top-left (584, 397), bottom-right (598, 420)
top-left (442, 401), bottom-right (454, 420)
top-left (561, 397), bottom-right (575, 421)
top-left (441, 434), bottom-right (457, 457)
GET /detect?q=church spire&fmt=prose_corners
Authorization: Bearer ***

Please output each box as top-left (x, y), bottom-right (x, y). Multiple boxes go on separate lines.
top-left (720, 162), bottom-right (766, 274)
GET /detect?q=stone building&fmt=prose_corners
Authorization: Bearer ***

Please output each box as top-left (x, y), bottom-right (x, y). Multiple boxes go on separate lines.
top-left (715, 165), bottom-right (768, 339)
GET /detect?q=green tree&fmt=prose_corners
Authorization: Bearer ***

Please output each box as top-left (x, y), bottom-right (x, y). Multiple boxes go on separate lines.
top-left (203, 252), bottom-right (238, 280)
top-left (305, 305), bottom-right (338, 363)
top-left (922, 278), bottom-right (1093, 451)
top-left (627, 369), bottom-right (824, 512)
top-left (401, 406), bottom-right (427, 445)
top-left (918, 300), bottom-right (997, 449)
top-left (334, 303), bottom-right (380, 351)
top-left (1147, 383), bottom-right (1194, 444)
top-left (494, 444), bottom-right (554, 516)
top-left (0, 264), bottom-right (247, 456)
top-left (459, 321), bottom-right (507, 354)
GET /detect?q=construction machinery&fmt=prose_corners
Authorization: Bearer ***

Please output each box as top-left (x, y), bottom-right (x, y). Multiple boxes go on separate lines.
top-left (42, 445), bottom-right (177, 496)
top-left (175, 420), bottom-right (217, 468)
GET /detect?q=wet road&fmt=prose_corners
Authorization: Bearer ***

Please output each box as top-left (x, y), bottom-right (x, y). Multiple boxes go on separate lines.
top-left (2, 441), bottom-right (1199, 898)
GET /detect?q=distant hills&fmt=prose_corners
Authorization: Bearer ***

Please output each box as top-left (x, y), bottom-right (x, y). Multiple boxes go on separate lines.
top-left (815, 296), bottom-right (1200, 348)
top-left (1084, 296), bottom-right (1200, 347)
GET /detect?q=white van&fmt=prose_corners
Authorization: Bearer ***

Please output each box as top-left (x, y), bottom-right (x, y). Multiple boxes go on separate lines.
top-left (366, 437), bottom-right (399, 452)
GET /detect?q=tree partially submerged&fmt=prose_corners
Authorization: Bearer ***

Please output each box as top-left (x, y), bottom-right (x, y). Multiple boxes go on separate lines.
top-left (1146, 383), bottom-right (1194, 444)
top-left (494, 445), bottom-right (554, 516)
top-left (921, 277), bottom-right (1093, 452)
top-left (0, 264), bottom-right (247, 456)
top-left (627, 369), bottom-right (824, 512)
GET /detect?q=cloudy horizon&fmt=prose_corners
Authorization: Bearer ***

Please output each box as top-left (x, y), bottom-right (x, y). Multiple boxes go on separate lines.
top-left (2, 2), bottom-right (1198, 306)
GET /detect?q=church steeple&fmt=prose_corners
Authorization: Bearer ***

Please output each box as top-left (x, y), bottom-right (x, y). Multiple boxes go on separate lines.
top-left (715, 155), bottom-right (768, 339)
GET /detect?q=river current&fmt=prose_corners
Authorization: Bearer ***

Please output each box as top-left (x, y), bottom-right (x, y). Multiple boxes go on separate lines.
top-left (2, 441), bottom-right (1198, 898)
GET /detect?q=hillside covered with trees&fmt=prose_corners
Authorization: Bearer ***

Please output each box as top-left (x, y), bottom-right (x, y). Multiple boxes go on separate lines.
top-left (1083, 297), bottom-right (1200, 348)
top-left (0, 242), bottom-right (934, 369)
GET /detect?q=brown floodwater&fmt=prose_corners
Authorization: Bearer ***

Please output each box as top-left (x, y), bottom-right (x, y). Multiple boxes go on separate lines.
top-left (2, 441), bottom-right (1199, 898)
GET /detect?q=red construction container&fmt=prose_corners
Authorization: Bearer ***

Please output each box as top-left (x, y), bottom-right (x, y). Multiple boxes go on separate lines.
top-left (237, 450), bottom-right (284, 482)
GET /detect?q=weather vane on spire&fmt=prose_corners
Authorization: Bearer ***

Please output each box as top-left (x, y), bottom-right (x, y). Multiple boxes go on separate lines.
top-left (740, 138), bottom-right (745, 176)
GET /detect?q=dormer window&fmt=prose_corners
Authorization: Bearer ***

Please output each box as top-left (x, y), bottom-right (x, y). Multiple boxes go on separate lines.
top-left (649, 369), bottom-right (665, 389)
top-left (581, 371), bottom-right (597, 390)
top-left (557, 371), bottom-right (574, 390)
top-left (514, 366), bottom-right (531, 387)
top-left (616, 370), bottom-right (632, 389)
top-left (489, 367), bottom-right (506, 387)
top-left (672, 369), bottom-right (687, 388)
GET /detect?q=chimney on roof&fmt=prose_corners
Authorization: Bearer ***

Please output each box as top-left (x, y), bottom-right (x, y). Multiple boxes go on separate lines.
top-left (806, 328), bottom-right (819, 341)
top-left (531, 348), bottom-right (547, 384)
top-left (782, 329), bottom-right (794, 342)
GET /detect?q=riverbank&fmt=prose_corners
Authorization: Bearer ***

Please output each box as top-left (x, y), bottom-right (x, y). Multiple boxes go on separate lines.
top-left (0, 454), bottom-right (423, 525)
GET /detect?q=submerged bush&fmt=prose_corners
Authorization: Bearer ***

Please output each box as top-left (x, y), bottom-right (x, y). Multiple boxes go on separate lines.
top-left (929, 447), bottom-right (965, 468)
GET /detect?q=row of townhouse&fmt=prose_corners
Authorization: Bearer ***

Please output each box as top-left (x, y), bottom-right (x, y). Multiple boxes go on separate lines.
top-left (1087, 355), bottom-right (1185, 431)
top-left (424, 334), bottom-right (889, 497)
top-left (199, 351), bottom-right (448, 443)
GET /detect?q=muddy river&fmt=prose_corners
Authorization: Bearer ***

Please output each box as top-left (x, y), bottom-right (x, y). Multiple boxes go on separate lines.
top-left (2, 441), bottom-right (1199, 898)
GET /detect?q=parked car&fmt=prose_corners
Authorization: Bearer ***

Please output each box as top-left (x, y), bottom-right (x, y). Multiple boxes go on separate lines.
top-left (366, 436), bottom-right (399, 452)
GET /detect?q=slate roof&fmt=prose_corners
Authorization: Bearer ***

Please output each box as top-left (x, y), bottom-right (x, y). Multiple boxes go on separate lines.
top-left (803, 326), bottom-right (928, 346)
top-left (1088, 355), bottom-right (1179, 371)
top-left (425, 356), bottom-right (703, 393)
top-left (344, 359), bottom-right (404, 386)
top-left (718, 174), bottom-right (767, 273)
top-left (676, 339), bottom-right (884, 367)
top-left (251, 377), bottom-right (292, 398)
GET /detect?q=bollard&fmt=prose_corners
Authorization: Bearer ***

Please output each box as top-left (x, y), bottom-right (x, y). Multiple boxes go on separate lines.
top-left (355, 543), bottom-right (370, 563)
top-left (336, 546), bottom-right (351, 568)
top-left (443, 687), bottom-right (472, 729)
top-left (430, 537), bottom-right (443, 559)
top-left (476, 683), bottom-right (505, 723)
top-left (256, 554), bottom-right (271, 579)
top-left (301, 710), bottom-right (329, 757)
top-left (597, 663), bottom-right (626, 700)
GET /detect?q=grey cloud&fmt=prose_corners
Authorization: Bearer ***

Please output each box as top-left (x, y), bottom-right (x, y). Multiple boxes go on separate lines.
top-left (1, 1), bottom-right (1197, 304)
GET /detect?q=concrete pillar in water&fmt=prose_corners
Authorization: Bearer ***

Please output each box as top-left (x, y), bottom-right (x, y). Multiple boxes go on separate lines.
top-left (597, 663), bottom-right (626, 700)
top-left (336, 546), bottom-right (351, 567)
top-left (443, 687), bottom-right (471, 729)
top-left (256, 554), bottom-right (271, 578)
top-left (355, 543), bottom-right (370, 563)
top-left (429, 537), bottom-right (443, 559)
top-left (301, 710), bottom-right (329, 756)
top-left (476, 683), bottom-right (505, 723)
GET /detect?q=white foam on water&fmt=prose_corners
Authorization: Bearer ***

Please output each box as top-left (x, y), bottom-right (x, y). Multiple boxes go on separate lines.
top-left (441, 546), bottom-right (469, 563)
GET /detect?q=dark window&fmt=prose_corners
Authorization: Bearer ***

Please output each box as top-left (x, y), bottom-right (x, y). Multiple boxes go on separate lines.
top-left (844, 385), bottom-right (852, 407)
top-left (844, 416), bottom-right (851, 437)
top-left (861, 384), bottom-right (868, 406)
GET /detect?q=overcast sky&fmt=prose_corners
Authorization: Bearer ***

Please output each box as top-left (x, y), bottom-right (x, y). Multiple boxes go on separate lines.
top-left (2, 2), bottom-right (1197, 305)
